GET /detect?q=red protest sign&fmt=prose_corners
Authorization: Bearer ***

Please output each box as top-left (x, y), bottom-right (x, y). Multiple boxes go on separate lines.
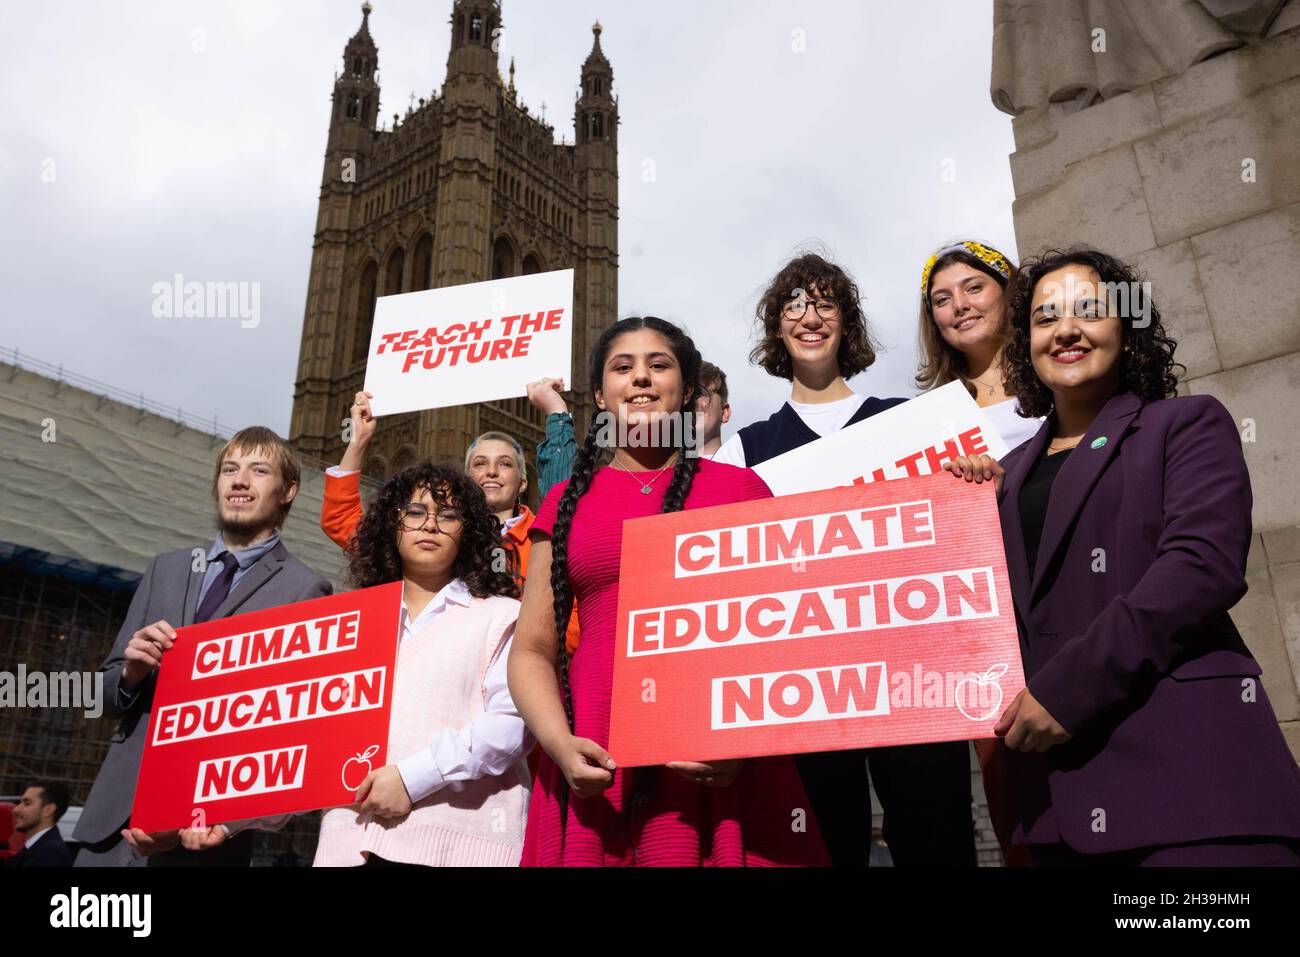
top-left (608, 475), bottom-right (1025, 766)
top-left (129, 582), bottom-right (403, 832)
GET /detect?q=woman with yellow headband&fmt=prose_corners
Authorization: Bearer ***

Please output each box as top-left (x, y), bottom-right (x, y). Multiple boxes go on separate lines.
top-left (917, 240), bottom-right (1042, 867)
top-left (917, 240), bottom-right (1043, 451)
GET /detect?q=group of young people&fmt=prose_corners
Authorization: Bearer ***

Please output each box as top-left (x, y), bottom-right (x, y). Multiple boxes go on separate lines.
top-left (75, 241), bottom-right (1300, 868)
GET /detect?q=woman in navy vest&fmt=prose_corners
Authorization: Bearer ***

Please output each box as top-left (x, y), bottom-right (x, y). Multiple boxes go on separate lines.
top-left (715, 252), bottom-right (977, 867)
top-left (945, 248), bottom-right (1300, 865)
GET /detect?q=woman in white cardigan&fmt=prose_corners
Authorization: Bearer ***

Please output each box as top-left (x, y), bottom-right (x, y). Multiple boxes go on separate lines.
top-left (313, 463), bottom-right (532, 867)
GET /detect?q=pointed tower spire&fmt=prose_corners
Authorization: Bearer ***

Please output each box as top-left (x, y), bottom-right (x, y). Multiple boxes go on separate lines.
top-left (333, 2), bottom-right (380, 132)
top-left (576, 19), bottom-right (616, 147)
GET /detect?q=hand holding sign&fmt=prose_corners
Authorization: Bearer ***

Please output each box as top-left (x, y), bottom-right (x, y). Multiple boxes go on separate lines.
top-left (943, 453), bottom-right (1005, 496)
top-left (995, 687), bottom-right (1072, 752)
top-left (340, 391), bottom-right (377, 472)
top-left (120, 826), bottom-right (180, 857)
top-left (666, 759), bottom-right (744, 787)
top-left (356, 764), bottom-right (412, 819)
top-left (122, 620), bottom-right (177, 689)
top-left (526, 377), bottom-right (569, 416)
top-left (178, 825), bottom-right (228, 852)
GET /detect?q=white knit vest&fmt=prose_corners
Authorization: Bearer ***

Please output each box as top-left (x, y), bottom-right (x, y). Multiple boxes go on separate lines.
top-left (314, 594), bottom-right (530, 866)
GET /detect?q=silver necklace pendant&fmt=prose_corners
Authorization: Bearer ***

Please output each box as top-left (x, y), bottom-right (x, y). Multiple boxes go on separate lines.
top-left (640, 484), bottom-right (653, 495)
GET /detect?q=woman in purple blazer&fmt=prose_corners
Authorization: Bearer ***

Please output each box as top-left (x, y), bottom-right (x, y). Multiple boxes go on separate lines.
top-left (947, 247), bottom-right (1300, 865)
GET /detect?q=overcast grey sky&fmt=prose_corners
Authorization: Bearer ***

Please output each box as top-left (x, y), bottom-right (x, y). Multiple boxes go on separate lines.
top-left (0, 0), bottom-right (1018, 443)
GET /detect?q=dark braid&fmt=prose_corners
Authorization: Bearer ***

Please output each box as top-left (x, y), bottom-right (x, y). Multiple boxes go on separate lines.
top-left (546, 316), bottom-right (705, 844)
top-left (549, 413), bottom-right (604, 732)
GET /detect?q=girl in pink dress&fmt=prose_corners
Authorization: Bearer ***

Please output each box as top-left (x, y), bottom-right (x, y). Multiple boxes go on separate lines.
top-left (508, 316), bottom-right (829, 866)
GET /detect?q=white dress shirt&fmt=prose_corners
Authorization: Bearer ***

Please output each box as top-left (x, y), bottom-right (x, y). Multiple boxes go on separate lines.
top-left (391, 578), bottom-right (532, 803)
top-left (23, 825), bottom-right (53, 848)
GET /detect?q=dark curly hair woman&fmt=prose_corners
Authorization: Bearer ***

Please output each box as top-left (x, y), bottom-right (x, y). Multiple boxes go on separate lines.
top-left (715, 249), bottom-right (978, 868)
top-left (942, 247), bottom-right (1300, 866)
top-left (1002, 247), bottom-right (1184, 419)
top-left (713, 251), bottom-right (906, 470)
top-left (507, 315), bottom-right (829, 866)
top-left (314, 462), bottom-right (533, 868)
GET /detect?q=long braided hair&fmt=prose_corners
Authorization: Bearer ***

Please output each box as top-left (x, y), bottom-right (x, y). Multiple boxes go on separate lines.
top-left (549, 317), bottom-right (704, 835)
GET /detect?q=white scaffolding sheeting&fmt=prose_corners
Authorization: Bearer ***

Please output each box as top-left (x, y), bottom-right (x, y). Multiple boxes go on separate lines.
top-left (0, 361), bottom-right (350, 588)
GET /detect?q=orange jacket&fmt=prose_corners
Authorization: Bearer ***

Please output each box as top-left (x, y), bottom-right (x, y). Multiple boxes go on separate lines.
top-left (321, 470), bottom-right (579, 654)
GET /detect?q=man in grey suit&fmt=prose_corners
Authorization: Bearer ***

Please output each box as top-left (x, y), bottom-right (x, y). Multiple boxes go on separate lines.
top-left (73, 426), bottom-right (332, 866)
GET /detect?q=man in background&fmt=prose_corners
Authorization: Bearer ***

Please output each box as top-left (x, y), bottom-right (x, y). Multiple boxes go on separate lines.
top-left (10, 782), bottom-right (72, 867)
top-left (695, 361), bottom-right (732, 458)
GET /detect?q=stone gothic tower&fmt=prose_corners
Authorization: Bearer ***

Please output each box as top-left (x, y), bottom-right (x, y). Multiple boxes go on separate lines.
top-left (289, 2), bottom-right (619, 502)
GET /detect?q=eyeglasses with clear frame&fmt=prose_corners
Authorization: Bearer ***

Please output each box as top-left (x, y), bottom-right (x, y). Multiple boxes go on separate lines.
top-left (781, 296), bottom-right (841, 322)
top-left (397, 503), bottom-right (465, 534)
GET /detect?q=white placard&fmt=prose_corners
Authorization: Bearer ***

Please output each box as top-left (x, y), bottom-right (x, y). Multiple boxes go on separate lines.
top-left (752, 381), bottom-right (1012, 496)
top-left (361, 269), bottom-right (574, 417)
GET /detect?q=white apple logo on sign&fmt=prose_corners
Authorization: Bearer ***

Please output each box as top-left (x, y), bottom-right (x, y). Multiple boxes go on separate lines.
top-left (341, 744), bottom-right (380, 791)
top-left (955, 664), bottom-right (1007, 722)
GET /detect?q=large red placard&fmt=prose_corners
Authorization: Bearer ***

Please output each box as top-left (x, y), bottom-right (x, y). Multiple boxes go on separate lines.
top-left (129, 582), bottom-right (402, 832)
top-left (609, 475), bottom-right (1024, 766)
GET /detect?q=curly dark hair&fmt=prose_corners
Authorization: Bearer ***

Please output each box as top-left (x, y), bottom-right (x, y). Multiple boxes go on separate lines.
top-left (550, 316), bottom-right (703, 827)
top-left (1004, 248), bottom-right (1184, 418)
top-left (346, 461), bottom-right (519, 599)
top-left (750, 252), bottom-right (882, 381)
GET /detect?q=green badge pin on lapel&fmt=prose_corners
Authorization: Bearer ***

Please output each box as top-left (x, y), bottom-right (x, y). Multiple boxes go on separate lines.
top-left (1091, 436), bottom-right (1108, 450)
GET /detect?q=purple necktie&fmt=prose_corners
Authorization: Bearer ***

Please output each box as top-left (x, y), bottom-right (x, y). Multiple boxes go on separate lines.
top-left (194, 552), bottom-right (240, 624)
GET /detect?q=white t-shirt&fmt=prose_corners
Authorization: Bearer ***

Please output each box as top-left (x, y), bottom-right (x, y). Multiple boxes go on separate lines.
top-left (713, 393), bottom-right (869, 468)
top-left (981, 397), bottom-right (1044, 453)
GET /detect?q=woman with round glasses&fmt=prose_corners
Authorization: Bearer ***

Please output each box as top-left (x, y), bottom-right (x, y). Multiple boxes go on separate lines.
top-left (713, 252), bottom-right (976, 867)
top-left (712, 252), bottom-right (903, 470)
top-left (312, 463), bottom-right (533, 867)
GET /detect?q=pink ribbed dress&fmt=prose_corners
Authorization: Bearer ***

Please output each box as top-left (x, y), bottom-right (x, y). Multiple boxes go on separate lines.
top-left (521, 459), bottom-right (830, 866)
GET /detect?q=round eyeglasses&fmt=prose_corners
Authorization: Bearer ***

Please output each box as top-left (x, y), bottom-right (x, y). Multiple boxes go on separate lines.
top-left (781, 297), bottom-right (841, 321)
top-left (398, 503), bottom-right (465, 533)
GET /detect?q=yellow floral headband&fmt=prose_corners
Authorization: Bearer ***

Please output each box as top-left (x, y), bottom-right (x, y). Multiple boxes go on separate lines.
top-left (920, 240), bottom-right (1013, 299)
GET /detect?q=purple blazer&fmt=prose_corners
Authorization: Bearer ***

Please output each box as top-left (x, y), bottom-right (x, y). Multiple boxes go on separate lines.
top-left (988, 389), bottom-right (1300, 853)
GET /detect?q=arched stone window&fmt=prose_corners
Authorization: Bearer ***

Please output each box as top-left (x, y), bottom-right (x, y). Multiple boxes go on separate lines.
top-left (493, 236), bottom-right (517, 279)
top-left (390, 443), bottom-right (419, 473)
top-left (352, 261), bottom-right (379, 365)
top-left (346, 93), bottom-right (359, 119)
top-left (384, 247), bottom-right (405, 295)
top-left (362, 453), bottom-right (388, 482)
top-left (522, 253), bottom-right (544, 276)
top-left (413, 233), bottom-right (434, 291)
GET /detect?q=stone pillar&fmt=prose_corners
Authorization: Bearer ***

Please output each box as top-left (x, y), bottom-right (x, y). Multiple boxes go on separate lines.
top-left (1000, 24), bottom-right (1300, 759)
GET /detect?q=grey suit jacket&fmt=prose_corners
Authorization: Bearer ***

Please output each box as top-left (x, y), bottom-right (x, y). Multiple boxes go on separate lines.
top-left (73, 539), bottom-right (332, 844)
